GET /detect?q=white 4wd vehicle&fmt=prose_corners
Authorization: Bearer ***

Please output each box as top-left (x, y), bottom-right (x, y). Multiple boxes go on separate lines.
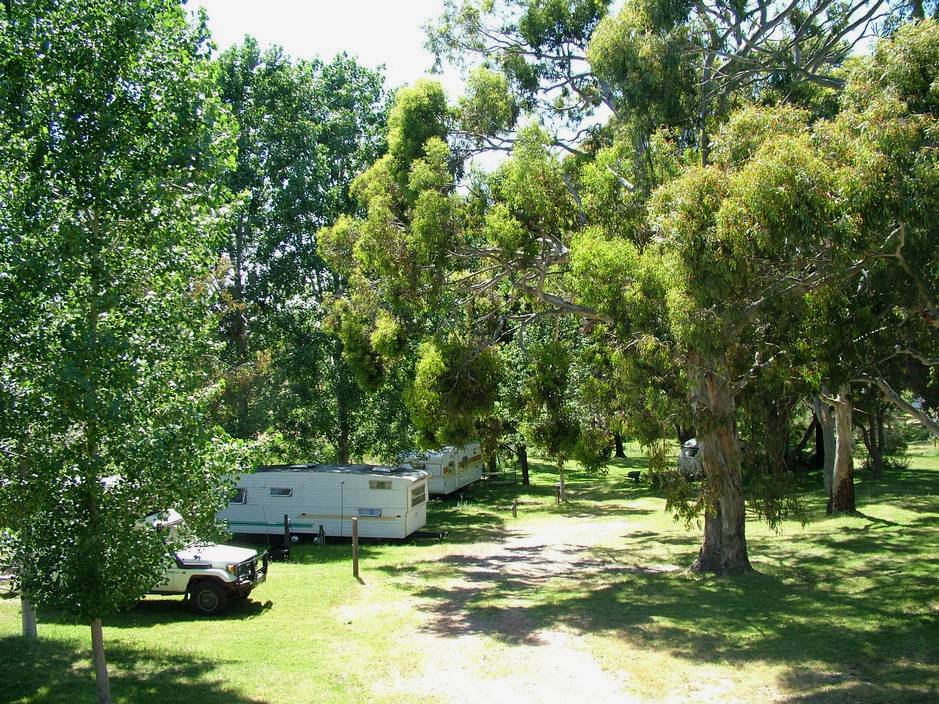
top-left (145, 510), bottom-right (268, 616)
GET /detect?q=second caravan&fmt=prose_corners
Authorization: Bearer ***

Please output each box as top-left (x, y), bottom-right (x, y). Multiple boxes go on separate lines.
top-left (402, 442), bottom-right (484, 496)
top-left (218, 464), bottom-right (429, 540)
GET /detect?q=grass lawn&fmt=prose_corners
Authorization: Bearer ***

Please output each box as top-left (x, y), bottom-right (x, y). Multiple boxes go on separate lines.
top-left (1, 441), bottom-right (937, 703)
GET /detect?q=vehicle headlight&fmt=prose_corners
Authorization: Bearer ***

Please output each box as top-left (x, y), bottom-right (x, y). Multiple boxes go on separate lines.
top-left (226, 563), bottom-right (237, 575)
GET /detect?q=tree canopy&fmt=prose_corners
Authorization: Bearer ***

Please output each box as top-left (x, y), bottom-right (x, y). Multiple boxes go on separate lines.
top-left (0, 0), bottom-right (238, 700)
top-left (320, 5), bottom-right (939, 574)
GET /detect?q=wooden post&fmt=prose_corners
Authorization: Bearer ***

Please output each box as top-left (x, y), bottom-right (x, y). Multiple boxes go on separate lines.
top-left (318, 524), bottom-right (325, 546)
top-left (351, 517), bottom-right (359, 579)
top-left (283, 514), bottom-right (290, 549)
top-left (511, 499), bottom-right (517, 518)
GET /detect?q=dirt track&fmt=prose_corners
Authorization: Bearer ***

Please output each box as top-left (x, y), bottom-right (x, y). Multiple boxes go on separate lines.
top-left (376, 519), bottom-right (647, 704)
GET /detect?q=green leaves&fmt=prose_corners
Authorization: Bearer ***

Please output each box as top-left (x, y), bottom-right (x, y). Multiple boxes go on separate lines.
top-left (569, 227), bottom-right (643, 327)
top-left (0, 0), bottom-right (238, 621)
top-left (492, 125), bottom-right (577, 235)
top-left (719, 134), bottom-right (845, 263)
top-left (842, 19), bottom-right (939, 116)
top-left (406, 338), bottom-right (502, 446)
top-left (587, 2), bottom-right (696, 128)
top-left (458, 67), bottom-right (518, 136)
top-left (212, 39), bottom-right (387, 453)
top-left (387, 80), bottom-right (450, 200)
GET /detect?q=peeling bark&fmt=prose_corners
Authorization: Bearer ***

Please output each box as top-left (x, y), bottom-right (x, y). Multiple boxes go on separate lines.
top-left (830, 385), bottom-right (856, 513)
top-left (689, 361), bottom-right (752, 575)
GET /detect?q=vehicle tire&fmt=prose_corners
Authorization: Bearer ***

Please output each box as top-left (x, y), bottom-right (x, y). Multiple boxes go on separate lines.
top-left (189, 581), bottom-right (229, 616)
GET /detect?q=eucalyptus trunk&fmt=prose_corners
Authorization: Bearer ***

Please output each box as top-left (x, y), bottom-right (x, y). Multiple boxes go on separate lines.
top-left (859, 404), bottom-right (885, 480)
top-left (516, 444), bottom-right (530, 485)
top-left (694, 508), bottom-right (723, 572)
top-left (813, 394), bottom-right (836, 496)
top-left (874, 405), bottom-right (886, 478)
top-left (830, 385), bottom-right (856, 513)
top-left (613, 433), bottom-right (625, 458)
top-left (690, 363), bottom-right (752, 575)
top-left (813, 416), bottom-right (824, 469)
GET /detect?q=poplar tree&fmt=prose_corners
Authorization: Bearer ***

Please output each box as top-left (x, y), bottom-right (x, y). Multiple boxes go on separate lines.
top-left (0, 2), bottom-right (236, 701)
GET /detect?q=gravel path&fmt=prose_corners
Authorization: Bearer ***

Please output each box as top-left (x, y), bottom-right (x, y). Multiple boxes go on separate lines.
top-left (376, 518), bottom-right (648, 704)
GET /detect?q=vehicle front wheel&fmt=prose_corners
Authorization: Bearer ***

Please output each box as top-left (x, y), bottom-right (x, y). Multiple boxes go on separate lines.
top-left (189, 581), bottom-right (229, 616)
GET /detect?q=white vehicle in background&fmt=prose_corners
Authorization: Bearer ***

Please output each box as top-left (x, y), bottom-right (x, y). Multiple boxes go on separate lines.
top-left (145, 509), bottom-right (268, 616)
top-left (678, 438), bottom-right (704, 480)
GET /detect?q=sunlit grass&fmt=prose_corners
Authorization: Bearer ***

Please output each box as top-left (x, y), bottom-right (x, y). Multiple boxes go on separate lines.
top-left (1, 441), bottom-right (937, 702)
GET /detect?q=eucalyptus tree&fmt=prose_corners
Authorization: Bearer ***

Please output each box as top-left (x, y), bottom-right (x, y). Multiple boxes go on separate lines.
top-left (319, 80), bottom-right (488, 457)
top-left (833, 19), bottom-right (939, 439)
top-left (424, 1), bottom-right (899, 571)
top-left (363, 6), bottom-right (936, 578)
top-left (817, 18), bottom-right (939, 509)
top-left (0, 1), bottom-right (236, 701)
top-left (213, 39), bottom-right (387, 461)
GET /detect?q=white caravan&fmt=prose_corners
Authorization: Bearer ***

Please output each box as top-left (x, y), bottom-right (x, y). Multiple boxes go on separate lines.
top-left (218, 464), bottom-right (429, 540)
top-left (453, 442), bottom-right (483, 489)
top-left (403, 442), bottom-right (484, 495)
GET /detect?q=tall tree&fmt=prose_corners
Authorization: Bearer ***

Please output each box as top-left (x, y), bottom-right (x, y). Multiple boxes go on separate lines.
top-left (0, 1), bottom-right (236, 701)
top-left (416, 0), bottom-right (900, 573)
top-left (213, 40), bottom-right (387, 461)
top-left (327, 3), bottom-right (934, 576)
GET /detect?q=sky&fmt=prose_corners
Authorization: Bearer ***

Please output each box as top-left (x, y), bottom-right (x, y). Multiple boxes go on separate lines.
top-left (190, 0), bottom-right (463, 94)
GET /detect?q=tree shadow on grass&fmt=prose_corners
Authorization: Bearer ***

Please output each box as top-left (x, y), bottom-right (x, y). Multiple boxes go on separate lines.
top-left (383, 510), bottom-right (939, 703)
top-left (36, 595), bottom-right (274, 630)
top-left (0, 635), bottom-right (266, 704)
top-left (424, 500), bottom-right (508, 545)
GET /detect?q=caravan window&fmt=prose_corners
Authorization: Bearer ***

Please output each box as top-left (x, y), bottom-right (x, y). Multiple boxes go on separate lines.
top-left (369, 480), bottom-right (392, 490)
top-left (229, 488), bottom-right (247, 505)
top-left (270, 487), bottom-right (293, 497)
top-left (358, 508), bottom-right (382, 517)
top-left (411, 484), bottom-right (426, 506)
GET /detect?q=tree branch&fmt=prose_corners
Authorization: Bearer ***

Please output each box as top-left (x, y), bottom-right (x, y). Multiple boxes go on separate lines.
top-left (853, 375), bottom-right (939, 437)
